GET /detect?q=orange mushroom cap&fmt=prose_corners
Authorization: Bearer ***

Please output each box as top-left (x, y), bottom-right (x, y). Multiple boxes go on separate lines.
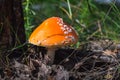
top-left (29, 17), bottom-right (78, 48)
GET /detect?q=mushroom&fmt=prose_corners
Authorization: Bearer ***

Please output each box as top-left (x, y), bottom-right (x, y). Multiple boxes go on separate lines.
top-left (29, 17), bottom-right (78, 64)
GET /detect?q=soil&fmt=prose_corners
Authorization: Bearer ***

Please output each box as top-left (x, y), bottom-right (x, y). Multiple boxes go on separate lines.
top-left (0, 39), bottom-right (120, 80)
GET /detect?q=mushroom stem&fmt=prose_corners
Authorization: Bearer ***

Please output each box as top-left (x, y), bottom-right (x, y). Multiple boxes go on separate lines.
top-left (45, 48), bottom-right (57, 64)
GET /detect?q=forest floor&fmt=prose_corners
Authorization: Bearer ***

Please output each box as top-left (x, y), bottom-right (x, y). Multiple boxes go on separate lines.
top-left (0, 38), bottom-right (120, 80)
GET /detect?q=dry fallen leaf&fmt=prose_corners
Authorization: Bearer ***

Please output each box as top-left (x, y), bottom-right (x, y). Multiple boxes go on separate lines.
top-left (103, 50), bottom-right (116, 57)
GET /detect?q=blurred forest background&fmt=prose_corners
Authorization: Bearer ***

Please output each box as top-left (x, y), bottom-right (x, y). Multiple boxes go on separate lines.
top-left (23, 0), bottom-right (120, 46)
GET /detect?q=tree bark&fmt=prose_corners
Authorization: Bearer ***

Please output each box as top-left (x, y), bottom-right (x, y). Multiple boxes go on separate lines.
top-left (0, 0), bottom-right (26, 59)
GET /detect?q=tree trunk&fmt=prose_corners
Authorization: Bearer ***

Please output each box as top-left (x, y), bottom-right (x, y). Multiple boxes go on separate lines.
top-left (0, 0), bottom-right (26, 63)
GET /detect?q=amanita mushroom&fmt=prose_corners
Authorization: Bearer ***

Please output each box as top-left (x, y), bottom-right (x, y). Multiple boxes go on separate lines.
top-left (29, 17), bottom-right (78, 64)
